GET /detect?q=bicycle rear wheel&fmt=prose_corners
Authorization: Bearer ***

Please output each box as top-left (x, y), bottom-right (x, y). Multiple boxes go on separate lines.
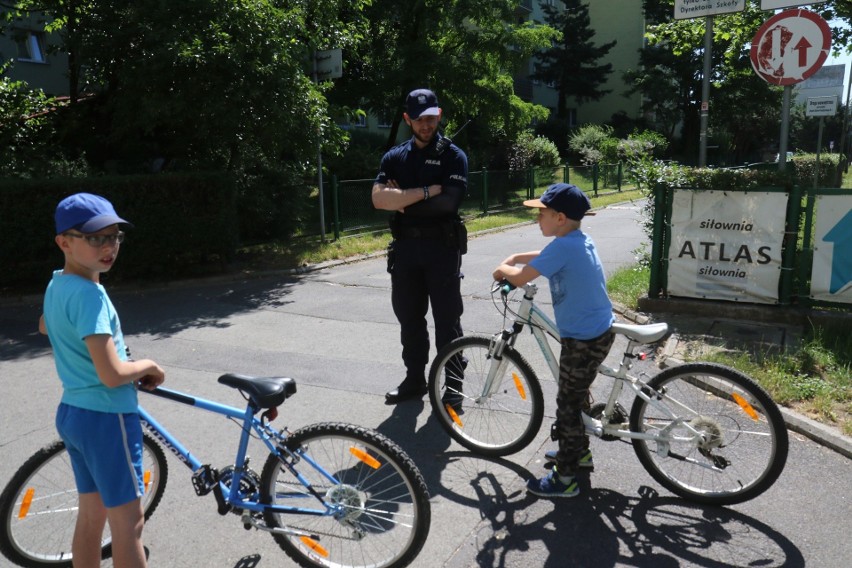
top-left (0, 434), bottom-right (168, 567)
top-left (629, 362), bottom-right (788, 506)
top-left (260, 422), bottom-right (430, 568)
top-left (428, 335), bottom-right (544, 457)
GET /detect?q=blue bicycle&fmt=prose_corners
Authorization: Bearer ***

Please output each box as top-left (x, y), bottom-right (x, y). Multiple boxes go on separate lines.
top-left (0, 374), bottom-right (431, 568)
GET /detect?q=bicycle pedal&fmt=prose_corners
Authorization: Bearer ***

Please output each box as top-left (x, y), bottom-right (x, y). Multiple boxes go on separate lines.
top-left (191, 464), bottom-right (219, 496)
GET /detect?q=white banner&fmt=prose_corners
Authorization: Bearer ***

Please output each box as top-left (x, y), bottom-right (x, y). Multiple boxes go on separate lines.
top-left (667, 190), bottom-right (787, 303)
top-left (810, 195), bottom-right (852, 303)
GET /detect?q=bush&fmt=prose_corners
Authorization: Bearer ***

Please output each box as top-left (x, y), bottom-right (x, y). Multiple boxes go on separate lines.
top-left (567, 124), bottom-right (616, 166)
top-left (791, 153), bottom-right (846, 188)
top-left (508, 131), bottom-right (561, 172)
top-left (0, 173), bottom-right (238, 293)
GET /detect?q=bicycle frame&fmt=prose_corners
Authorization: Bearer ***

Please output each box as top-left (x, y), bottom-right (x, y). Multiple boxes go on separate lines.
top-left (496, 284), bottom-right (710, 452)
top-left (140, 387), bottom-right (338, 524)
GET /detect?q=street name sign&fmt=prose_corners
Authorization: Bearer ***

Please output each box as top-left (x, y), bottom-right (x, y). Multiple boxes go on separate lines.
top-left (750, 9), bottom-right (831, 86)
top-left (674, 0), bottom-right (745, 20)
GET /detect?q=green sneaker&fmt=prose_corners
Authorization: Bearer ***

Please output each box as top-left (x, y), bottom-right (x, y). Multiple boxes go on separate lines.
top-left (543, 449), bottom-right (594, 469)
top-left (526, 467), bottom-right (579, 498)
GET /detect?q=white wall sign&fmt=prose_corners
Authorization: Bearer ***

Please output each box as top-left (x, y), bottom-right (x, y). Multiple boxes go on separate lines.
top-left (806, 96), bottom-right (838, 116)
top-left (667, 190), bottom-right (787, 303)
top-left (674, 0), bottom-right (745, 20)
top-left (810, 196), bottom-right (852, 303)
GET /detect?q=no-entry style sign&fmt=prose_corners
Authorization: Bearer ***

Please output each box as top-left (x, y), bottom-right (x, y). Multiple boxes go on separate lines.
top-left (750, 9), bottom-right (831, 86)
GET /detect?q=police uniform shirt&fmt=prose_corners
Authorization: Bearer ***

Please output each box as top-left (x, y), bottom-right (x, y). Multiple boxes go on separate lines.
top-left (375, 135), bottom-right (468, 227)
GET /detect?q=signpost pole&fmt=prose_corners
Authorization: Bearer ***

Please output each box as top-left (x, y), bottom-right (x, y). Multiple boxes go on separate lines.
top-left (698, 16), bottom-right (713, 167)
top-left (814, 116), bottom-right (824, 188)
top-left (312, 49), bottom-right (327, 243)
top-left (779, 86), bottom-right (791, 172)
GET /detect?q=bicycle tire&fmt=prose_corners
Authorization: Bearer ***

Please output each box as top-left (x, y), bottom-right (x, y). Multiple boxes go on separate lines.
top-left (0, 433), bottom-right (168, 567)
top-left (628, 362), bottom-right (788, 506)
top-left (260, 422), bottom-right (431, 568)
top-left (428, 335), bottom-right (544, 457)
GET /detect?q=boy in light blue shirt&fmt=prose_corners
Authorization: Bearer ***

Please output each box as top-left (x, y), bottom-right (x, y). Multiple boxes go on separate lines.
top-left (493, 183), bottom-right (614, 498)
top-left (41, 193), bottom-right (165, 566)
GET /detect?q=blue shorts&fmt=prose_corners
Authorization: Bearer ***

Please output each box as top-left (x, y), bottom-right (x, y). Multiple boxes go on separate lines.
top-left (56, 403), bottom-right (144, 508)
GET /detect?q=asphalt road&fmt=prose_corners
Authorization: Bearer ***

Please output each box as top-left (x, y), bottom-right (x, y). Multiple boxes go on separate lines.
top-left (1, 201), bottom-right (850, 567)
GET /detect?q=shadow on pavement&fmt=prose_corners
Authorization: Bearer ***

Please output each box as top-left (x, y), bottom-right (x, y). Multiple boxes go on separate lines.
top-left (471, 483), bottom-right (805, 568)
top-left (0, 274), bottom-right (301, 362)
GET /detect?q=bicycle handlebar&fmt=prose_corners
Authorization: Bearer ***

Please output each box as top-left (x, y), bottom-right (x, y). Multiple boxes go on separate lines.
top-left (491, 279), bottom-right (516, 295)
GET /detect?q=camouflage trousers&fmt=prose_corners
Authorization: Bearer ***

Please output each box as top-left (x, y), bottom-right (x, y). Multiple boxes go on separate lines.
top-left (552, 330), bottom-right (615, 476)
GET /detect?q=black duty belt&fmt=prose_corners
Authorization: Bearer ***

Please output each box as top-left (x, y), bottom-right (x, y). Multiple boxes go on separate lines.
top-left (392, 224), bottom-right (449, 240)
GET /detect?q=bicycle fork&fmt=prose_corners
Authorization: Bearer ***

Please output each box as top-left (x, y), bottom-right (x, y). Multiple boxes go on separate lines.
top-left (480, 329), bottom-right (517, 400)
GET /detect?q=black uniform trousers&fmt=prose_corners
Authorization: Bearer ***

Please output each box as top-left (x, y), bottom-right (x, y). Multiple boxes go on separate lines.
top-left (390, 237), bottom-right (463, 384)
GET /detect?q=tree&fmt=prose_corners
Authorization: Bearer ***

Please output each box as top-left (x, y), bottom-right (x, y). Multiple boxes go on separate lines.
top-left (531, 0), bottom-right (616, 121)
top-left (0, 73), bottom-right (57, 177)
top-left (629, 1), bottom-right (788, 163)
top-left (2, 0), bottom-right (372, 173)
top-left (325, 0), bottom-right (558, 157)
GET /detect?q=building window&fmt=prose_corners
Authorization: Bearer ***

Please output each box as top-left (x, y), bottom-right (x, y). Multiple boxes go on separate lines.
top-left (566, 108), bottom-right (577, 128)
top-left (15, 30), bottom-right (47, 63)
top-left (377, 110), bottom-right (393, 129)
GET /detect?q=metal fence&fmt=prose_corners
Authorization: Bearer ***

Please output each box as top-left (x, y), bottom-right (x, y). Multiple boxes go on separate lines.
top-left (322, 162), bottom-right (625, 240)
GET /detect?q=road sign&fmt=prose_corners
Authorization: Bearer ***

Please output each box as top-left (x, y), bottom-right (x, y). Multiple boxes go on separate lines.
top-left (674, 0), bottom-right (745, 20)
top-left (806, 96), bottom-right (838, 117)
top-left (750, 9), bottom-right (831, 86)
top-left (761, 1), bottom-right (827, 10)
top-left (315, 48), bottom-right (342, 80)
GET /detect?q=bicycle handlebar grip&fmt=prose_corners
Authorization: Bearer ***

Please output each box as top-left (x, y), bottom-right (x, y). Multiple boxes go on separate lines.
top-left (500, 280), bottom-right (516, 294)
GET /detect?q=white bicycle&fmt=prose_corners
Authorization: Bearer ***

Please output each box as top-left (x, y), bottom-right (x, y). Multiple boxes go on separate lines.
top-left (427, 282), bottom-right (788, 505)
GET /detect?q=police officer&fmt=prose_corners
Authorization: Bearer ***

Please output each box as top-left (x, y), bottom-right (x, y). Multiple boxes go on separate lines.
top-left (372, 88), bottom-right (468, 405)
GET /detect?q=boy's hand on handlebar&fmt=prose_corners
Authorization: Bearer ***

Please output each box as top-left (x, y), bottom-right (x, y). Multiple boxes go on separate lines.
top-left (137, 362), bottom-right (165, 391)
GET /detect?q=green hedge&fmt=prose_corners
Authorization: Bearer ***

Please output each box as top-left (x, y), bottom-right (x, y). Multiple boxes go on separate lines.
top-left (0, 173), bottom-right (238, 293)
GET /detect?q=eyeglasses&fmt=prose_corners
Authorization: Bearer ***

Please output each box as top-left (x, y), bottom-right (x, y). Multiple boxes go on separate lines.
top-left (64, 231), bottom-right (125, 247)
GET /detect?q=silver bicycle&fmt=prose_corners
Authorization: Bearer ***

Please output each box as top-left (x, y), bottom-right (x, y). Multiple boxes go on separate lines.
top-left (427, 282), bottom-right (788, 506)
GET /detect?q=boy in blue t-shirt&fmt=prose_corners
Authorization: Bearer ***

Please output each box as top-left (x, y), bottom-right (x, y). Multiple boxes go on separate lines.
top-left (40, 193), bottom-right (165, 566)
top-left (493, 183), bottom-right (614, 498)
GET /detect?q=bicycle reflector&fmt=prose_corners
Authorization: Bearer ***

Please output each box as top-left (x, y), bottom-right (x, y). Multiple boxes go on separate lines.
top-left (350, 447), bottom-right (380, 469)
top-left (513, 373), bottom-right (527, 400)
top-left (143, 470), bottom-right (152, 493)
top-left (18, 488), bottom-right (34, 519)
top-left (300, 536), bottom-right (329, 558)
top-left (732, 393), bottom-right (759, 421)
top-left (446, 404), bottom-right (463, 427)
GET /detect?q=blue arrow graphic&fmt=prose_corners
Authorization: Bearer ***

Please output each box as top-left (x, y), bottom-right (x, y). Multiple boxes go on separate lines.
top-left (823, 208), bottom-right (852, 294)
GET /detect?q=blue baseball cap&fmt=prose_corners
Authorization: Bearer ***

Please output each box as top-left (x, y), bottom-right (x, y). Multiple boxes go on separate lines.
top-left (406, 88), bottom-right (440, 120)
top-left (523, 183), bottom-right (594, 221)
top-left (55, 193), bottom-right (132, 234)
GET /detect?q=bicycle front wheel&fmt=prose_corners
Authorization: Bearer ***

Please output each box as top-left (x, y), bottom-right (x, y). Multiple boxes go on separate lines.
top-left (428, 335), bottom-right (544, 457)
top-left (260, 422), bottom-right (431, 568)
top-left (629, 362), bottom-right (789, 506)
top-left (0, 434), bottom-right (168, 567)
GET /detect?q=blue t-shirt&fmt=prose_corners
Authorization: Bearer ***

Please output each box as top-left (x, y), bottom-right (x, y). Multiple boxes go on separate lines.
top-left (43, 270), bottom-right (137, 413)
top-left (529, 231), bottom-right (615, 340)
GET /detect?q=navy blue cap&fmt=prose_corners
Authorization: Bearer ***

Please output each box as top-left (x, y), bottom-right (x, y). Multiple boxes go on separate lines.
top-left (523, 183), bottom-right (594, 221)
top-left (406, 88), bottom-right (440, 120)
top-left (55, 193), bottom-right (132, 234)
